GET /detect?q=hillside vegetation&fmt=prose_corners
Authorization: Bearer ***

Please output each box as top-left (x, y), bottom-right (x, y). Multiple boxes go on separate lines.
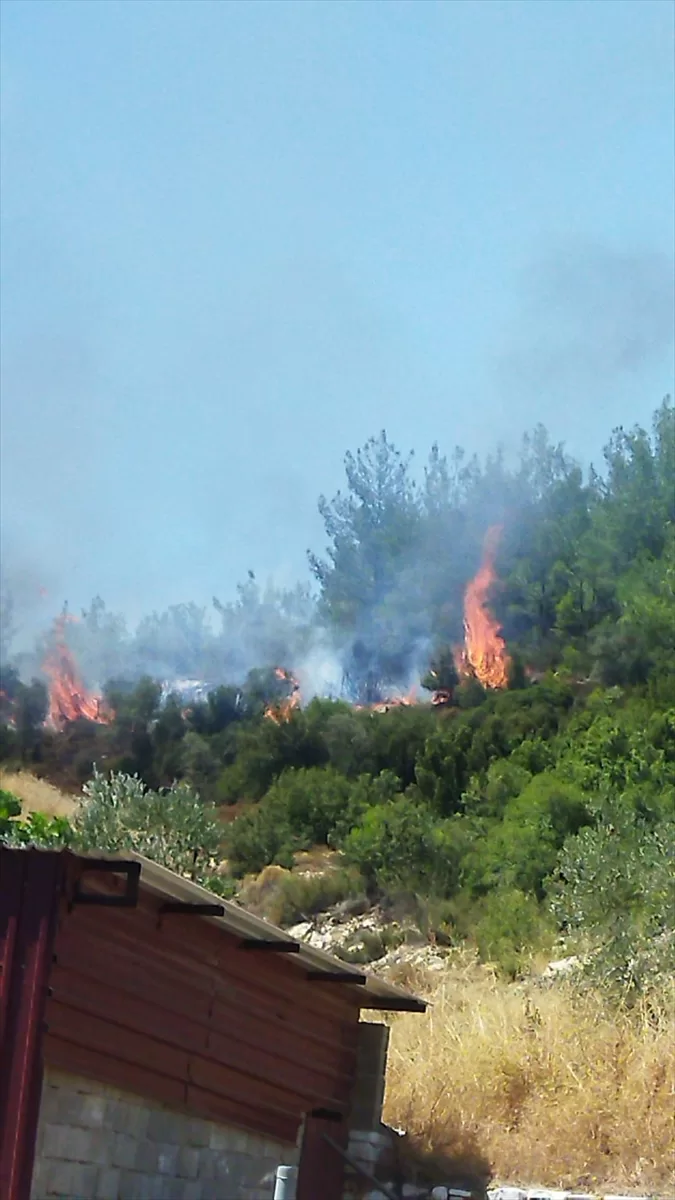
top-left (1, 400), bottom-right (674, 993)
top-left (1, 402), bottom-right (674, 1190)
top-left (5, 403), bottom-right (672, 993)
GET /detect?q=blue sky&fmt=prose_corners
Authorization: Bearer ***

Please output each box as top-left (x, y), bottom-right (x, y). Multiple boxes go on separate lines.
top-left (1, 0), bottom-right (673, 626)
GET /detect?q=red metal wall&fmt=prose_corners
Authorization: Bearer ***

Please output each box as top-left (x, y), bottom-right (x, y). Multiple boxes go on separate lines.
top-left (44, 867), bottom-right (360, 1148)
top-left (0, 850), bottom-right (63, 1200)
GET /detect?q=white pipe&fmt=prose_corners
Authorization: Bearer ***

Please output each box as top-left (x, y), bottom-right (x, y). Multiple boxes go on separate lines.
top-left (274, 1165), bottom-right (298, 1200)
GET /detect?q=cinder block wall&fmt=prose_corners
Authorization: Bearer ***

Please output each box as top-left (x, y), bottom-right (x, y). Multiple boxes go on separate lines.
top-left (30, 1070), bottom-right (298, 1200)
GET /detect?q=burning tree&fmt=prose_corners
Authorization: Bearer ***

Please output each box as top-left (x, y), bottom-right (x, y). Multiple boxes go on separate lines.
top-left (456, 525), bottom-right (511, 689)
top-left (42, 613), bottom-right (111, 729)
top-left (421, 646), bottom-right (460, 706)
top-left (263, 667), bottom-right (302, 724)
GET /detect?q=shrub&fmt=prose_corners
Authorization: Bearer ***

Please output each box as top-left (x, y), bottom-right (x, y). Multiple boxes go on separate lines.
top-left (341, 795), bottom-right (462, 898)
top-left (74, 769), bottom-right (227, 889)
top-left (473, 886), bottom-right (553, 977)
top-left (468, 774), bottom-right (591, 899)
top-left (224, 801), bottom-right (296, 876)
top-left (0, 788), bottom-right (74, 848)
top-left (225, 766), bottom-right (401, 877)
top-left (552, 812), bottom-right (675, 995)
top-left (236, 861), bottom-right (364, 924)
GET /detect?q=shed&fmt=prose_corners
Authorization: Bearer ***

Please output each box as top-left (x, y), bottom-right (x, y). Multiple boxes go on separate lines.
top-left (0, 847), bottom-right (425, 1200)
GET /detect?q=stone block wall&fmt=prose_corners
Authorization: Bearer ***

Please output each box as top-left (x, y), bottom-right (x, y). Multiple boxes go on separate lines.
top-left (30, 1070), bottom-right (299, 1200)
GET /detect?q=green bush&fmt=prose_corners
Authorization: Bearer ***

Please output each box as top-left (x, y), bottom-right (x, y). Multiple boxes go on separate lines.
top-left (474, 886), bottom-right (553, 977)
top-left (0, 789), bottom-right (74, 848)
top-left (467, 774), bottom-right (591, 899)
top-left (335, 928), bottom-right (389, 964)
top-left (552, 812), bottom-right (675, 995)
top-left (341, 795), bottom-right (462, 898)
top-left (225, 766), bottom-right (402, 877)
top-left (272, 868), bottom-right (365, 926)
top-left (224, 801), bottom-right (296, 876)
top-left (75, 770), bottom-right (229, 890)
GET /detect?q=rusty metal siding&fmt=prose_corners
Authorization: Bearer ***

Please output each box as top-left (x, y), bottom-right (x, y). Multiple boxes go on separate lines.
top-left (296, 1114), bottom-right (348, 1200)
top-left (44, 874), bottom-right (360, 1146)
top-left (0, 849), bottom-right (63, 1200)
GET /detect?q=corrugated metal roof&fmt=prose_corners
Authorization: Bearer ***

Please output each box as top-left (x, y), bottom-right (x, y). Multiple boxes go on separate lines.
top-left (100, 851), bottom-right (427, 1014)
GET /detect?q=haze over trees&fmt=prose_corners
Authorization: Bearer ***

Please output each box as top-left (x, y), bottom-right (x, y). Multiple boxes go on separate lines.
top-left (1, 398), bottom-right (673, 991)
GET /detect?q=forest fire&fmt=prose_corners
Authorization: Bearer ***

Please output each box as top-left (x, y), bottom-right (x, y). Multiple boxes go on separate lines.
top-left (42, 614), bottom-right (111, 729)
top-left (257, 529), bottom-right (511, 724)
top-left (355, 686), bottom-right (419, 714)
top-left (457, 525), bottom-right (510, 689)
top-left (264, 667), bottom-right (302, 723)
top-left (263, 526), bottom-right (511, 723)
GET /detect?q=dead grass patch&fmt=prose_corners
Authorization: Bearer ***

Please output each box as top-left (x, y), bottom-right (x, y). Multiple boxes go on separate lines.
top-left (0, 770), bottom-right (77, 819)
top-left (378, 961), bottom-right (675, 1193)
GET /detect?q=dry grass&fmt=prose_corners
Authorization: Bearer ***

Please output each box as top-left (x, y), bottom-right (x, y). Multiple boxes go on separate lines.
top-left (0, 769), bottom-right (77, 818)
top-left (378, 960), bottom-right (675, 1193)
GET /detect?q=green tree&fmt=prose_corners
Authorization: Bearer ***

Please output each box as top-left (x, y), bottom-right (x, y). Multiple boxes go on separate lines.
top-left (180, 731), bottom-right (220, 798)
top-left (468, 774), bottom-right (591, 899)
top-left (341, 796), bottom-right (461, 897)
top-left (309, 431), bottom-right (424, 697)
top-left (552, 812), bottom-right (675, 994)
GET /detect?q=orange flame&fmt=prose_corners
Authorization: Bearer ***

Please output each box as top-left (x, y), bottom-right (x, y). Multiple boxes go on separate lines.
top-left (264, 667), bottom-right (302, 723)
top-left (354, 686), bottom-right (419, 714)
top-left (42, 614), bottom-right (111, 728)
top-left (457, 525), bottom-right (510, 689)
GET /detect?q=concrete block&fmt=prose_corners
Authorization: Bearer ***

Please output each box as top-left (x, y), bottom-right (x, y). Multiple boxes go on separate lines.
top-left (29, 1158), bottom-right (47, 1200)
top-left (200, 1184), bottom-right (228, 1200)
top-left (96, 1167), bottom-right (122, 1200)
top-left (134, 1141), bottom-right (159, 1173)
top-left (177, 1147), bottom-right (201, 1180)
top-left (78, 1129), bottom-right (110, 1166)
top-left (118, 1169), bottom-right (141, 1200)
top-left (118, 1171), bottom-right (157, 1200)
top-left (39, 1086), bottom-right (64, 1126)
top-left (181, 1182), bottom-right (204, 1200)
top-left (228, 1128), bottom-right (249, 1154)
top-left (197, 1151), bottom-right (216, 1180)
top-left (44, 1158), bottom-right (98, 1197)
top-left (112, 1133), bottom-right (139, 1170)
top-left (136, 1175), bottom-right (161, 1200)
top-left (78, 1095), bottom-right (109, 1129)
top-left (42, 1123), bottom-right (68, 1159)
top-left (124, 1106), bottom-right (150, 1141)
top-left (119, 1173), bottom-right (142, 1200)
top-left (148, 1111), bottom-right (183, 1145)
top-left (262, 1138), bottom-right (285, 1159)
top-left (213, 1151), bottom-right (236, 1182)
top-left (209, 1125), bottom-right (235, 1151)
top-left (156, 1143), bottom-right (181, 1175)
top-left (187, 1119), bottom-right (211, 1148)
top-left (109, 1101), bottom-right (128, 1134)
top-left (162, 1179), bottom-right (188, 1200)
top-left (73, 1076), bottom-right (100, 1096)
top-left (43, 1122), bottom-right (98, 1162)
